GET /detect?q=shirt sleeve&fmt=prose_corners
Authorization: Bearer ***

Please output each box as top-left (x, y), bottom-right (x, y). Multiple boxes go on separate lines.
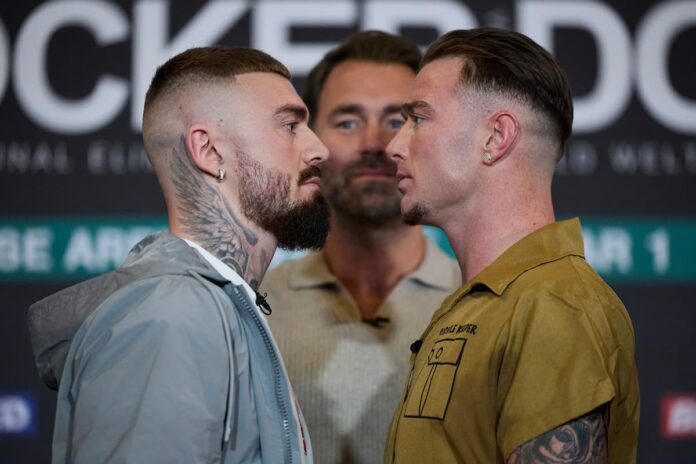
top-left (61, 275), bottom-right (232, 464)
top-left (496, 285), bottom-right (616, 459)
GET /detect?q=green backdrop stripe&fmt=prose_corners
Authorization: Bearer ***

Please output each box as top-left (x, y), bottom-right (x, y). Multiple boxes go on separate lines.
top-left (1, 217), bottom-right (695, 283)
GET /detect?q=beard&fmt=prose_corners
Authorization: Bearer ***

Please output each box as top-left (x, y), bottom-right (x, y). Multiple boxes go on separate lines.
top-left (322, 150), bottom-right (402, 223)
top-left (402, 203), bottom-right (428, 226)
top-left (237, 151), bottom-right (330, 250)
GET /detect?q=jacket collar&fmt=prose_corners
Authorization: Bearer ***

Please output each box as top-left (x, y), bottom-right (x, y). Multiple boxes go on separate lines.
top-left (27, 232), bottom-right (229, 390)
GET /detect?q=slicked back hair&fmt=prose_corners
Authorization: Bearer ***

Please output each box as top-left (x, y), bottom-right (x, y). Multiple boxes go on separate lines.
top-left (423, 28), bottom-right (573, 152)
top-left (144, 46), bottom-right (291, 113)
top-left (303, 30), bottom-right (422, 125)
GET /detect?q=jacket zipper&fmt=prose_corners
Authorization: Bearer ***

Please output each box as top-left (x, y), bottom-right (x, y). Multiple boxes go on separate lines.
top-left (234, 287), bottom-right (294, 464)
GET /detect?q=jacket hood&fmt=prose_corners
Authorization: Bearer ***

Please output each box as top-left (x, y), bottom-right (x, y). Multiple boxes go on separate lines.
top-left (27, 233), bottom-right (227, 390)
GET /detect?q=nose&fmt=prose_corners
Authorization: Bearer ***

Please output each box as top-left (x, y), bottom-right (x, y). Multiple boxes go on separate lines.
top-left (303, 126), bottom-right (330, 165)
top-left (386, 125), bottom-right (409, 162)
top-left (362, 120), bottom-right (383, 153)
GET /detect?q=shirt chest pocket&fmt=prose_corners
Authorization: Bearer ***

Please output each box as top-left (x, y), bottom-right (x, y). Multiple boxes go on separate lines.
top-left (404, 337), bottom-right (467, 420)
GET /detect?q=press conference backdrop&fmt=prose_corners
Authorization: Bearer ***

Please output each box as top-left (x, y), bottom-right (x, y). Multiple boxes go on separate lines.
top-left (1, 0), bottom-right (694, 462)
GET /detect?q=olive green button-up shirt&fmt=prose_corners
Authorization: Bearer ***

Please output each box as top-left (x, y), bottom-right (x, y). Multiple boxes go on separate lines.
top-left (385, 218), bottom-right (639, 463)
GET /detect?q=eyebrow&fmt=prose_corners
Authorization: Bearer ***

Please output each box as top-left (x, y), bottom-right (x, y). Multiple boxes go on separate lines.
top-left (383, 104), bottom-right (403, 116)
top-left (327, 104), bottom-right (364, 120)
top-left (328, 104), bottom-right (405, 120)
top-left (401, 101), bottom-right (433, 117)
top-left (275, 104), bottom-right (308, 122)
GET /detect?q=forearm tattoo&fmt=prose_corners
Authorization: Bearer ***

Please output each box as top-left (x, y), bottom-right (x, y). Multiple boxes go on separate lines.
top-left (508, 411), bottom-right (607, 463)
top-left (170, 136), bottom-right (260, 284)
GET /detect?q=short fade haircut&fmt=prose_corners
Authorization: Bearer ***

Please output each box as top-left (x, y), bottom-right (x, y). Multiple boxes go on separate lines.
top-left (423, 28), bottom-right (573, 150)
top-left (144, 46), bottom-right (291, 111)
top-left (303, 30), bottom-right (422, 124)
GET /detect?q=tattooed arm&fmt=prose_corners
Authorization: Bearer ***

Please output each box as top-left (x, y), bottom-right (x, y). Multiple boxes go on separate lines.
top-left (507, 409), bottom-right (607, 463)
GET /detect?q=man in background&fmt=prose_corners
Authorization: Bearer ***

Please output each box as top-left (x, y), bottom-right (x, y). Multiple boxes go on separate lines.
top-left (262, 31), bottom-right (460, 464)
top-left (385, 28), bottom-right (639, 463)
top-left (28, 46), bottom-right (329, 463)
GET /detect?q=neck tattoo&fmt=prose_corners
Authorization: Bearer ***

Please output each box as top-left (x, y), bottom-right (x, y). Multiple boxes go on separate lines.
top-left (169, 136), bottom-right (264, 288)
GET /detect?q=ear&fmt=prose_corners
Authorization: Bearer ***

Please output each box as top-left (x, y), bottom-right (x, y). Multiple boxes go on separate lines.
top-left (482, 111), bottom-right (520, 165)
top-left (186, 124), bottom-right (221, 178)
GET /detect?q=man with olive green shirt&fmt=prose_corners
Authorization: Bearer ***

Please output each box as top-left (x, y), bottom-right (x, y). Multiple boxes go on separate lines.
top-left (384, 219), bottom-right (639, 462)
top-left (385, 28), bottom-right (639, 463)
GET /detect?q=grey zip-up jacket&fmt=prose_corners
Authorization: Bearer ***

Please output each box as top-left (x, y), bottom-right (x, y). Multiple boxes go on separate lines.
top-left (27, 233), bottom-right (311, 464)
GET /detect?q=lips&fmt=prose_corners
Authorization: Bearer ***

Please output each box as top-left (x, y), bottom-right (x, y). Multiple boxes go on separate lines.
top-left (395, 171), bottom-right (412, 192)
top-left (299, 165), bottom-right (322, 186)
top-left (395, 170), bottom-right (411, 181)
top-left (350, 169), bottom-right (394, 180)
top-left (300, 176), bottom-right (321, 187)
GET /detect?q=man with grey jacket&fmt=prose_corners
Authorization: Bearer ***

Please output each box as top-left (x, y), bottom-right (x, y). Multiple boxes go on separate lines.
top-left (28, 46), bottom-right (329, 464)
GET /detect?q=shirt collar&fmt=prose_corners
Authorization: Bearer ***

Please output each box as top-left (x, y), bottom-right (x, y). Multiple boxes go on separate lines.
top-left (183, 239), bottom-right (256, 299)
top-left (287, 250), bottom-right (337, 289)
top-left (287, 237), bottom-right (458, 291)
top-left (449, 218), bottom-right (585, 302)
